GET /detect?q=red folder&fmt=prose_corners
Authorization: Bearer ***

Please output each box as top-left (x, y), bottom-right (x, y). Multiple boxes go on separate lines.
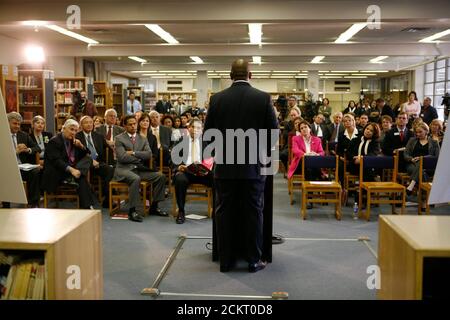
top-left (186, 157), bottom-right (214, 176)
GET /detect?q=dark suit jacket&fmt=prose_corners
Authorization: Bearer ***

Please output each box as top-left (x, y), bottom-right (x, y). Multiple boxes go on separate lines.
top-left (381, 104), bottom-right (395, 120)
top-left (95, 124), bottom-right (125, 140)
top-left (346, 135), bottom-right (381, 159)
top-left (29, 131), bottom-right (53, 163)
top-left (204, 81), bottom-right (278, 179)
top-left (325, 122), bottom-right (345, 142)
top-left (336, 128), bottom-right (361, 157)
top-left (381, 127), bottom-right (414, 156)
top-left (403, 137), bottom-right (440, 161)
top-left (155, 100), bottom-right (172, 114)
top-left (42, 133), bottom-right (90, 193)
top-left (76, 131), bottom-right (107, 164)
top-left (15, 131), bottom-right (41, 164)
top-left (157, 125), bottom-right (172, 150)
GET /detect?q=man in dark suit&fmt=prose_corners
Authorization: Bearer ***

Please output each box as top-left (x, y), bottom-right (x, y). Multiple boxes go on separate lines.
top-left (42, 119), bottom-right (95, 209)
top-left (204, 59), bottom-right (278, 273)
top-left (155, 95), bottom-right (172, 115)
top-left (325, 112), bottom-right (344, 154)
top-left (420, 97), bottom-right (438, 125)
top-left (379, 98), bottom-right (395, 121)
top-left (77, 116), bottom-right (114, 208)
top-left (172, 118), bottom-right (213, 224)
top-left (381, 112), bottom-right (413, 172)
top-left (113, 115), bottom-right (167, 222)
top-left (311, 114), bottom-right (327, 149)
top-left (95, 108), bottom-right (125, 165)
top-left (149, 110), bottom-right (172, 166)
top-left (3, 112), bottom-right (41, 208)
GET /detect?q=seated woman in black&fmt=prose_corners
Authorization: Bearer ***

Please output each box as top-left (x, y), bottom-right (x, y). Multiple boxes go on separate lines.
top-left (404, 122), bottom-right (440, 195)
top-left (346, 122), bottom-right (381, 180)
top-left (336, 113), bottom-right (361, 186)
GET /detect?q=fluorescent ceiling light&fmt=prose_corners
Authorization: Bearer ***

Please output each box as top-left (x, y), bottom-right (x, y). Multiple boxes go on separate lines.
top-left (419, 29), bottom-right (450, 43)
top-left (248, 23), bottom-right (263, 45)
top-left (131, 71), bottom-right (157, 73)
top-left (325, 73), bottom-right (347, 76)
top-left (167, 73), bottom-right (193, 76)
top-left (22, 20), bottom-right (48, 27)
top-left (335, 23), bottom-right (367, 43)
top-left (360, 70), bottom-right (389, 73)
top-left (128, 56), bottom-right (147, 63)
top-left (370, 56), bottom-right (389, 63)
top-left (353, 73), bottom-right (377, 76)
top-left (45, 25), bottom-right (99, 44)
top-left (145, 24), bottom-right (179, 44)
top-left (311, 56), bottom-right (325, 64)
top-left (330, 71), bottom-right (355, 73)
top-left (345, 76), bottom-right (368, 78)
top-left (190, 56), bottom-right (203, 64)
top-left (252, 56), bottom-right (262, 64)
top-left (25, 45), bottom-right (45, 63)
top-left (273, 71), bottom-right (298, 73)
top-left (271, 76), bottom-right (294, 78)
top-left (295, 76), bottom-right (307, 78)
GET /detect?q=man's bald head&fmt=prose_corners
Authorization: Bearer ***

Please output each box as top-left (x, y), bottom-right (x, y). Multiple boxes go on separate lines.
top-left (230, 59), bottom-right (251, 81)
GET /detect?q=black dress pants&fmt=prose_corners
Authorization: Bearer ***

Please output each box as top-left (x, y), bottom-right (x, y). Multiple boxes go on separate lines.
top-left (214, 177), bottom-right (266, 266)
top-left (173, 171), bottom-right (212, 213)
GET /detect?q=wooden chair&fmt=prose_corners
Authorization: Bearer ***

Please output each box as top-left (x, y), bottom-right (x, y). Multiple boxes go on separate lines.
top-left (108, 180), bottom-right (152, 216)
top-left (301, 155), bottom-right (342, 220)
top-left (342, 154), bottom-right (358, 206)
top-left (44, 185), bottom-right (79, 208)
top-left (158, 147), bottom-right (172, 192)
top-left (418, 156), bottom-right (438, 215)
top-left (394, 150), bottom-right (411, 187)
top-left (358, 155), bottom-right (405, 221)
top-left (287, 138), bottom-right (304, 204)
top-left (171, 183), bottom-right (213, 218)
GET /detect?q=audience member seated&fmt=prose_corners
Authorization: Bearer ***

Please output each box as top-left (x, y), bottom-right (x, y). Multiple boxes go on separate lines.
top-left (282, 106), bottom-right (302, 147)
top-left (403, 91), bottom-right (421, 120)
top-left (310, 114), bottom-right (327, 149)
top-left (173, 96), bottom-right (188, 115)
top-left (325, 112), bottom-right (344, 154)
top-left (420, 97), bottom-right (438, 125)
top-left (113, 115), bottom-right (167, 222)
top-left (404, 122), bottom-right (440, 196)
top-left (180, 113), bottom-right (189, 128)
top-left (70, 90), bottom-right (98, 120)
top-left (93, 116), bottom-right (104, 129)
top-left (149, 110), bottom-right (173, 167)
top-left (379, 115), bottom-right (393, 143)
top-left (137, 112), bottom-right (158, 157)
top-left (336, 114), bottom-right (361, 186)
top-left (429, 119), bottom-right (444, 148)
top-left (343, 100), bottom-right (358, 115)
top-left (318, 98), bottom-right (332, 125)
top-left (279, 116), bottom-right (302, 172)
top-left (95, 108), bottom-right (125, 165)
top-left (162, 115), bottom-right (174, 129)
top-left (42, 119), bottom-right (95, 209)
top-left (2, 112), bottom-right (41, 208)
top-left (288, 120), bottom-right (325, 180)
top-left (355, 98), bottom-right (371, 117)
top-left (29, 115), bottom-right (53, 165)
top-left (380, 98), bottom-right (395, 120)
top-left (357, 114), bottom-right (369, 131)
top-left (173, 116), bottom-right (182, 129)
top-left (76, 116), bottom-right (114, 208)
top-left (172, 118), bottom-right (213, 224)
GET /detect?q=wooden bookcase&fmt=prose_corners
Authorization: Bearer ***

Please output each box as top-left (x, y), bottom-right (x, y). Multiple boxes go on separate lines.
top-left (0, 65), bottom-right (19, 114)
top-left (144, 91), bottom-right (157, 112)
top-left (54, 77), bottom-right (87, 131)
top-left (0, 209), bottom-right (103, 300)
top-left (18, 70), bottom-right (55, 134)
top-left (112, 83), bottom-right (125, 118)
top-left (93, 81), bottom-right (110, 118)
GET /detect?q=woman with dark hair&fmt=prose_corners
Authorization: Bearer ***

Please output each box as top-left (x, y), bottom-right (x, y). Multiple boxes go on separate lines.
top-left (279, 116), bottom-right (302, 172)
top-left (137, 112), bottom-right (158, 157)
top-left (346, 122), bottom-right (381, 178)
top-left (343, 100), bottom-right (357, 114)
top-left (403, 91), bottom-right (421, 119)
top-left (173, 116), bottom-right (182, 129)
top-left (318, 98), bottom-right (332, 125)
top-left (161, 114), bottom-right (174, 129)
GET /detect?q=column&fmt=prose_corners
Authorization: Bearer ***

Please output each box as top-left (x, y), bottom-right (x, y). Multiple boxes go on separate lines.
top-left (196, 70), bottom-right (208, 108)
top-left (307, 70), bottom-right (319, 101)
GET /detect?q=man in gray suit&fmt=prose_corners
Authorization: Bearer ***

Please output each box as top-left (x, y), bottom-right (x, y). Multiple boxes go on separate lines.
top-left (95, 108), bottom-right (125, 165)
top-left (149, 110), bottom-right (172, 166)
top-left (113, 115), bottom-right (167, 222)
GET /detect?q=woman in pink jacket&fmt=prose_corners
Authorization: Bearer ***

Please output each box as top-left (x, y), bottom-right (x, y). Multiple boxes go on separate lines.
top-left (288, 120), bottom-right (325, 179)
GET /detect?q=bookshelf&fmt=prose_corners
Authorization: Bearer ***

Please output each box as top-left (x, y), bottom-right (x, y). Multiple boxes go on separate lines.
top-left (93, 81), bottom-right (110, 118)
top-left (112, 83), bottom-right (125, 118)
top-left (0, 209), bottom-right (103, 299)
top-left (270, 92), bottom-right (306, 106)
top-left (54, 77), bottom-right (88, 131)
top-left (0, 65), bottom-right (19, 114)
top-left (144, 91), bottom-right (157, 112)
top-left (157, 92), bottom-right (197, 107)
top-left (18, 70), bottom-right (55, 134)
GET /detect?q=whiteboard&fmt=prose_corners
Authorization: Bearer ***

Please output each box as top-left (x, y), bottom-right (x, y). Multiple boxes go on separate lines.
top-left (428, 128), bottom-right (450, 204)
top-left (0, 90), bottom-right (27, 204)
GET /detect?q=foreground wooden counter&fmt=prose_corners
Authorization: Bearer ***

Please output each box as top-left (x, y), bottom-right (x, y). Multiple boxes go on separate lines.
top-left (378, 215), bottom-right (450, 300)
top-left (0, 209), bottom-right (103, 299)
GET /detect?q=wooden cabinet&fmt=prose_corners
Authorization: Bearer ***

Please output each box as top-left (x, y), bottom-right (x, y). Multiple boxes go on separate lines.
top-left (378, 215), bottom-right (450, 300)
top-left (0, 209), bottom-right (103, 299)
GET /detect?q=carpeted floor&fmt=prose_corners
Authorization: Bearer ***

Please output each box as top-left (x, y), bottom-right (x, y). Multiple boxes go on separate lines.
top-left (101, 173), bottom-right (449, 300)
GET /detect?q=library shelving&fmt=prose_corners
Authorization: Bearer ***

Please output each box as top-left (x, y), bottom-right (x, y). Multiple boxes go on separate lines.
top-left (0, 209), bottom-right (103, 300)
top-left (54, 77), bottom-right (87, 130)
top-left (112, 83), bottom-right (125, 118)
top-left (144, 91), bottom-right (157, 112)
top-left (18, 70), bottom-right (55, 134)
top-left (157, 92), bottom-right (197, 107)
top-left (0, 64), bottom-right (19, 114)
top-left (126, 86), bottom-right (144, 114)
top-left (93, 81), bottom-right (110, 118)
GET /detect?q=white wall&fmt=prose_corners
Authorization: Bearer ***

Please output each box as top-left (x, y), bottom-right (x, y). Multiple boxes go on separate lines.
top-left (0, 35), bottom-right (27, 65)
top-left (46, 57), bottom-right (75, 77)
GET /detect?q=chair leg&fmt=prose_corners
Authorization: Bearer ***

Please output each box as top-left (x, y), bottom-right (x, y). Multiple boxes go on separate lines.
top-left (109, 184), bottom-right (113, 216)
top-left (366, 191), bottom-right (371, 221)
top-left (207, 189), bottom-right (212, 218)
top-left (418, 188), bottom-right (423, 215)
top-left (336, 190), bottom-right (341, 220)
top-left (426, 190), bottom-right (430, 215)
top-left (358, 188), bottom-right (363, 218)
top-left (44, 192), bottom-right (48, 208)
top-left (391, 192), bottom-right (396, 215)
top-left (401, 190), bottom-right (405, 215)
top-left (289, 179), bottom-right (294, 205)
top-left (301, 188), bottom-right (306, 220)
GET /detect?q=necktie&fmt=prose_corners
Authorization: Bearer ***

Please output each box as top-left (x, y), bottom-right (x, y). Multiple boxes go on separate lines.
top-left (131, 135), bottom-right (136, 145)
top-left (131, 101), bottom-right (134, 114)
top-left (330, 124), bottom-right (338, 142)
top-left (106, 126), bottom-right (112, 140)
top-left (400, 130), bottom-right (404, 142)
top-left (87, 134), bottom-right (98, 160)
top-left (191, 139), bottom-right (198, 163)
top-left (66, 141), bottom-right (75, 165)
top-left (153, 127), bottom-right (161, 149)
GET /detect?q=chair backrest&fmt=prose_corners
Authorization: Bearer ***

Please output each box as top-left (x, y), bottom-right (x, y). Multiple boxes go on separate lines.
top-left (418, 156), bottom-right (438, 184)
top-left (360, 155), bottom-right (398, 183)
top-left (302, 155), bottom-right (339, 182)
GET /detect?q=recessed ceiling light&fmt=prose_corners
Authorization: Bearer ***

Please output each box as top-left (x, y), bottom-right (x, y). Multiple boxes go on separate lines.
top-left (45, 25), bottom-right (99, 44)
top-left (190, 56), bottom-right (204, 64)
top-left (419, 29), bottom-right (450, 43)
top-left (248, 23), bottom-right (263, 45)
top-left (311, 56), bottom-right (325, 64)
top-left (370, 56), bottom-right (389, 63)
top-left (144, 24), bottom-right (179, 44)
top-left (335, 23), bottom-right (367, 43)
top-left (128, 56), bottom-right (147, 63)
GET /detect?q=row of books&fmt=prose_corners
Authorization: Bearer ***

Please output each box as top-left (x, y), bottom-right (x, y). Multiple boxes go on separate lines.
top-left (159, 94), bottom-right (196, 100)
top-left (56, 92), bottom-right (73, 104)
top-left (19, 93), bottom-right (41, 106)
top-left (19, 75), bottom-right (41, 88)
top-left (0, 252), bottom-right (46, 300)
top-left (94, 96), bottom-right (105, 106)
top-left (56, 81), bottom-right (85, 91)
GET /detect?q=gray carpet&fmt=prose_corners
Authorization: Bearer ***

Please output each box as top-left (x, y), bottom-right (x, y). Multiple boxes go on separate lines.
top-left (101, 173), bottom-right (449, 300)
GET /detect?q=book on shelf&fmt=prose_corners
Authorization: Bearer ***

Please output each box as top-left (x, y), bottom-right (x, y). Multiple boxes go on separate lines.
top-left (56, 80), bottom-right (85, 91)
top-left (56, 92), bottom-right (73, 104)
top-left (19, 93), bottom-right (41, 106)
top-left (0, 251), bottom-right (45, 300)
top-left (19, 75), bottom-right (40, 89)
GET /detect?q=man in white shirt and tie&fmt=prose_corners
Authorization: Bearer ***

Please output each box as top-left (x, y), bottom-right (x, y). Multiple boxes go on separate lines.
top-left (126, 92), bottom-right (142, 115)
top-left (76, 116), bottom-right (114, 208)
top-left (172, 118), bottom-right (213, 224)
top-left (95, 109), bottom-right (125, 165)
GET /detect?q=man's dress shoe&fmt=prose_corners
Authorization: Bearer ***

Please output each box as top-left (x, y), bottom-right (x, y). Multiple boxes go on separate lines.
top-left (248, 260), bottom-right (267, 273)
top-left (150, 207), bottom-right (168, 217)
top-left (128, 211), bottom-right (143, 222)
top-left (176, 213), bottom-right (185, 224)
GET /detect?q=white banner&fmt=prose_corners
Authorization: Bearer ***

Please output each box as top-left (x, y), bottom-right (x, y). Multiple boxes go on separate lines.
top-left (428, 128), bottom-right (450, 204)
